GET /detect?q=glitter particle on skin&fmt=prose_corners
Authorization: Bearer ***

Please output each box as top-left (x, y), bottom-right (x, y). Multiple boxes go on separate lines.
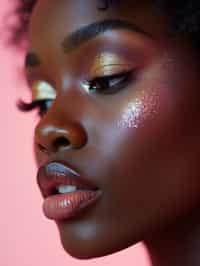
top-left (117, 100), bottom-right (142, 129)
top-left (117, 88), bottom-right (159, 129)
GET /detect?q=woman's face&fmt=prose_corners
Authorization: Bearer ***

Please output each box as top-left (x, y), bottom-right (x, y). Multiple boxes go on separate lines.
top-left (26, 0), bottom-right (200, 259)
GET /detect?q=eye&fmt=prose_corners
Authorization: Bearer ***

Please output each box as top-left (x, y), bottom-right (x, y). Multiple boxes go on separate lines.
top-left (34, 99), bottom-right (53, 117)
top-left (17, 80), bottom-right (56, 117)
top-left (84, 70), bottom-right (134, 95)
top-left (17, 99), bottom-right (53, 117)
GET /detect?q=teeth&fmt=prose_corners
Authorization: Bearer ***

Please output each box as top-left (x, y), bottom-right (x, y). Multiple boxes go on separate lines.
top-left (57, 185), bottom-right (77, 194)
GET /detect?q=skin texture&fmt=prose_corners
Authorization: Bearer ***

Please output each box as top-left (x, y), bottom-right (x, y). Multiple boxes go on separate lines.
top-left (25, 0), bottom-right (200, 264)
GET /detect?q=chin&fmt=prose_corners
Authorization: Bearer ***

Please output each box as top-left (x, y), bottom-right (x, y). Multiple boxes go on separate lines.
top-left (58, 226), bottom-right (142, 260)
top-left (60, 240), bottom-right (130, 260)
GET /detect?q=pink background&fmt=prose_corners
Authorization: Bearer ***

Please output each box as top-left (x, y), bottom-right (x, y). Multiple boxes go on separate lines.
top-left (1, 2), bottom-right (150, 265)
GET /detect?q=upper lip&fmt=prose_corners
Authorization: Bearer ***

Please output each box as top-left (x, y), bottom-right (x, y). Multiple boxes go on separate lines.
top-left (37, 161), bottom-right (99, 198)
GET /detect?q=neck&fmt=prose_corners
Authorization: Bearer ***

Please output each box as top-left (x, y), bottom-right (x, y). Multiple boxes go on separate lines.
top-left (143, 206), bottom-right (200, 266)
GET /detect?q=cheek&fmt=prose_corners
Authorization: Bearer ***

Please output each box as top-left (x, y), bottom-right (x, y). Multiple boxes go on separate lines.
top-left (102, 72), bottom-right (200, 203)
top-left (117, 86), bottom-right (159, 130)
top-left (112, 84), bottom-right (170, 161)
top-left (94, 77), bottom-right (200, 239)
top-left (105, 72), bottom-right (200, 214)
top-left (113, 70), bottom-right (200, 161)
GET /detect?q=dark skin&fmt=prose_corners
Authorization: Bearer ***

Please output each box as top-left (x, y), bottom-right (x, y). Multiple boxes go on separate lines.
top-left (25, 0), bottom-right (200, 264)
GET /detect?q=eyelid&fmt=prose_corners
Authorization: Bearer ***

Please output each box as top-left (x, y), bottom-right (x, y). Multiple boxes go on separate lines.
top-left (31, 80), bottom-right (56, 101)
top-left (89, 52), bottom-right (133, 77)
top-left (90, 64), bottom-right (132, 77)
top-left (82, 69), bottom-right (133, 94)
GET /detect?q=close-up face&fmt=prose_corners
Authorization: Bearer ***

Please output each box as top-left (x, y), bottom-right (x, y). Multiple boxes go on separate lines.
top-left (24, 0), bottom-right (200, 260)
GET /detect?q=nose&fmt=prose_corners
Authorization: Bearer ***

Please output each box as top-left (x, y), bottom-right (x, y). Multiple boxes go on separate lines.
top-left (35, 122), bottom-right (88, 155)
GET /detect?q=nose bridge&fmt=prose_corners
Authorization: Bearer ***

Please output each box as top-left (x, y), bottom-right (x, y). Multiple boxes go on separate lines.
top-left (34, 91), bottom-right (88, 154)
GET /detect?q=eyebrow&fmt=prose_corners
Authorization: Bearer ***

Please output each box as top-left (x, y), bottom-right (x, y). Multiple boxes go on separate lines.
top-left (24, 19), bottom-right (151, 69)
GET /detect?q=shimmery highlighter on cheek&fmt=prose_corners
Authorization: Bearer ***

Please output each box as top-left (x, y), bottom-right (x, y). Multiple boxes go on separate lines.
top-left (117, 87), bottom-right (159, 129)
top-left (117, 99), bottom-right (142, 129)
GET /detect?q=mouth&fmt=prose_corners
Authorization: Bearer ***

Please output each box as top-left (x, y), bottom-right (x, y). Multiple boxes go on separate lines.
top-left (37, 161), bottom-right (99, 197)
top-left (37, 162), bottom-right (101, 220)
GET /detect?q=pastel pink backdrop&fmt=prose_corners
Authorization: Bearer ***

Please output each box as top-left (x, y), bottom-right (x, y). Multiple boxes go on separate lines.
top-left (1, 1), bottom-right (150, 266)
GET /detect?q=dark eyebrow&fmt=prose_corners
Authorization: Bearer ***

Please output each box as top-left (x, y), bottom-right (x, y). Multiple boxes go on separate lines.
top-left (24, 19), bottom-right (151, 69)
top-left (62, 19), bottom-right (152, 52)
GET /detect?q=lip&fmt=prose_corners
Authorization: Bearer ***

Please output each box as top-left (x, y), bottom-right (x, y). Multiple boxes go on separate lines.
top-left (37, 161), bottom-right (99, 198)
top-left (37, 161), bottom-right (101, 220)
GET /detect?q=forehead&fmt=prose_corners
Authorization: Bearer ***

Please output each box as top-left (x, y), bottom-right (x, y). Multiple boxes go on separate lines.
top-left (29, 0), bottom-right (167, 44)
top-left (26, 0), bottom-right (175, 73)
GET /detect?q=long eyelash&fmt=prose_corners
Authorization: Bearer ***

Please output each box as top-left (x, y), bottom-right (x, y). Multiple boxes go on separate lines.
top-left (17, 71), bottom-right (132, 113)
top-left (16, 98), bottom-right (41, 112)
top-left (88, 70), bottom-right (133, 87)
top-left (88, 71), bottom-right (127, 83)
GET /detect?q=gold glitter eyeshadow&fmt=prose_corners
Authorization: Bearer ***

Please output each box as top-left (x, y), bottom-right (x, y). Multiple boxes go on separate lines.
top-left (90, 52), bottom-right (131, 77)
top-left (31, 81), bottom-right (56, 101)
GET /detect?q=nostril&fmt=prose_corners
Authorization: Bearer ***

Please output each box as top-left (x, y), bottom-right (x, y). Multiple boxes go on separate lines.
top-left (52, 137), bottom-right (70, 151)
top-left (38, 143), bottom-right (49, 154)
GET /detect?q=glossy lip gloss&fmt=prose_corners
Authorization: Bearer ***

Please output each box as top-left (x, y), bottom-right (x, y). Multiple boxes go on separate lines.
top-left (37, 162), bottom-right (102, 221)
top-left (43, 190), bottom-right (102, 220)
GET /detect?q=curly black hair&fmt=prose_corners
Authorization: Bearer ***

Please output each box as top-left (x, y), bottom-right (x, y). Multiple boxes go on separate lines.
top-left (5, 0), bottom-right (200, 52)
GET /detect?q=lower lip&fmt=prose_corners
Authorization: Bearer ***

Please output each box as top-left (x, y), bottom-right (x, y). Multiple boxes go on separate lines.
top-left (42, 190), bottom-right (101, 221)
